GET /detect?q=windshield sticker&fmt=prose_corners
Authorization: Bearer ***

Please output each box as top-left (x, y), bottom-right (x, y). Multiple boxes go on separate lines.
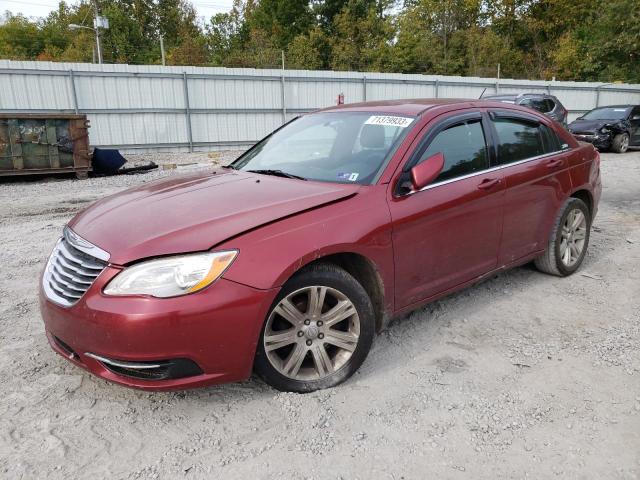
top-left (613, 108), bottom-right (627, 112)
top-left (365, 115), bottom-right (413, 128)
top-left (338, 172), bottom-right (359, 182)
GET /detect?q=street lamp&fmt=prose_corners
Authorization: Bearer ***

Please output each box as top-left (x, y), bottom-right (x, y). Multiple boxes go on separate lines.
top-left (595, 83), bottom-right (616, 107)
top-left (69, 17), bottom-right (108, 64)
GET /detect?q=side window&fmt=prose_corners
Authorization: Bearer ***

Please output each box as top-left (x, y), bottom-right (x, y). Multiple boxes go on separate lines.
top-left (631, 107), bottom-right (640, 121)
top-left (417, 119), bottom-right (489, 183)
top-left (492, 117), bottom-right (545, 165)
top-left (545, 99), bottom-right (556, 113)
top-left (520, 98), bottom-right (548, 113)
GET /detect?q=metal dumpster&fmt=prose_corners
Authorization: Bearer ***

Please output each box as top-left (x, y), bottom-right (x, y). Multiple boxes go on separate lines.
top-left (0, 114), bottom-right (91, 179)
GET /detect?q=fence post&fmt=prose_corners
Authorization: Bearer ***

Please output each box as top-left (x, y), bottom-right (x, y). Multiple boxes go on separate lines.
top-left (280, 70), bottom-right (287, 124)
top-left (434, 78), bottom-right (439, 98)
top-left (68, 70), bottom-right (79, 114)
top-left (495, 80), bottom-right (499, 94)
top-left (595, 86), bottom-right (601, 107)
top-left (362, 75), bottom-right (367, 101)
top-left (182, 72), bottom-right (193, 153)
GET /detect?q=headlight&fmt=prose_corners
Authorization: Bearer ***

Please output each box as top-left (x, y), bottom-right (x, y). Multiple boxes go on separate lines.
top-left (600, 127), bottom-right (610, 134)
top-left (104, 250), bottom-right (238, 298)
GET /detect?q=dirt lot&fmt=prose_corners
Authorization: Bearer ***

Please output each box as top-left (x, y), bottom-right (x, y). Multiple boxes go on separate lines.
top-left (0, 150), bottom-right (639, 479)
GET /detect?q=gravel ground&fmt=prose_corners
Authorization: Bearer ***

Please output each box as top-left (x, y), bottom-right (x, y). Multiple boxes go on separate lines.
top-left (0, 149), bottom-right (639, 479)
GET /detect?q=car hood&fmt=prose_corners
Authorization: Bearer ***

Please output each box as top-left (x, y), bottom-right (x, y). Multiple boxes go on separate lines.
top-left (68, 169), bottom-right (360, 265)
top-left (568, 118), bottom-right (622, 133)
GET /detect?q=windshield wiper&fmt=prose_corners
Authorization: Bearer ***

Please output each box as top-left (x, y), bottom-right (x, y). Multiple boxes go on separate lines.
top-left (246, 169), bottom-right (307, 180)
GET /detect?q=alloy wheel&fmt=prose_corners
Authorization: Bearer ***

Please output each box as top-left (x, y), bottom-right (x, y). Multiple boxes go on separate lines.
top-left (621, 134), bottom-right (629, 152)
top-left (560, 208), bottom-right (587, 267)
top-left (264, 286), bottom-right (360, 381)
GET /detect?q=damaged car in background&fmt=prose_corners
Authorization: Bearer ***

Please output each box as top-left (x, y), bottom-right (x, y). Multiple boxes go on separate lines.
top-left (568, 105), bottom-right (640, 153)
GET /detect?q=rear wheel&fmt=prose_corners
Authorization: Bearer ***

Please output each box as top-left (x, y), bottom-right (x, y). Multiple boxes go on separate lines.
top-left (611, 132), bottom-right (629, 153)
top-left (254, 264), bottom-right (375, 392)
top-left (534, 198), bottom-right (591, 276)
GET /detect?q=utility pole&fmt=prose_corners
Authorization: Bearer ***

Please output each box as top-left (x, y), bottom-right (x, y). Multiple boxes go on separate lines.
top-left (160, 35), bottom-right (166, 66)
top-left (69, 0), bottom-right (107, 64)
top-left (92, 0), bottom-right (103, 64)
top-left (280, 51), bottom-right (286, 124)
top-left (442, 0), bottom-right (449, 75)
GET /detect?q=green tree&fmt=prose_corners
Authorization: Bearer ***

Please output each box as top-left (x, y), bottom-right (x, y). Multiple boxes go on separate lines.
top-left (1, 0), bottom-right (639, 82)
top-left (287, 26), bottom-right (331, 69)
top-left (248, 0), bottom-right (312, 48)
top-left (0, 13), bottom-right (45, 59)
top-left (329, 0), bottom-right (395, 71)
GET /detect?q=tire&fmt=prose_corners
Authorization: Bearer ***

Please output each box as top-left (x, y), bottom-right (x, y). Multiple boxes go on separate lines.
top-left (611, 132), bottom-right (630, 153)
top-left (254, 263), bottom-right (375, 392)
top-left (534, 198), bottom-right (591, 276)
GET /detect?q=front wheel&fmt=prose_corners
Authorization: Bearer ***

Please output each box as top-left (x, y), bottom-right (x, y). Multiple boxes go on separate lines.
top-left (611, 132), bottom-right (629, 153)
top-left (534, 198), bottom-right (591, 276)
top-left (254, 264), bottom-right (375, 392)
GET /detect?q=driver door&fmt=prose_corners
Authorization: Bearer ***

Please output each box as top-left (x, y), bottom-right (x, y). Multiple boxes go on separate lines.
top-left (629, 107), bottom-right (640, 146)
top-left (388, 111), bottom-right (505, 309)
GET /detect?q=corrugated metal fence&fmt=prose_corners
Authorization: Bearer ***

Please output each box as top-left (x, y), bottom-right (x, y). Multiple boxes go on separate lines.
top-left (2, 60), bottom-right (640, 153)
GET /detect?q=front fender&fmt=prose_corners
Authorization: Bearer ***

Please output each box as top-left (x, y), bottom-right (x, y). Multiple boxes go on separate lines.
top-left (217, 187), bottom-right (395, 313)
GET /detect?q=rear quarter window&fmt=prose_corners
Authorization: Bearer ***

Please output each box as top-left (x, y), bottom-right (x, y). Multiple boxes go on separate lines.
top-left (520, 98), bottom-right (549, 113)
top-left (544, 99), bottom-right (556, 112)
top-left (540, 124), bottom-right (562, 153)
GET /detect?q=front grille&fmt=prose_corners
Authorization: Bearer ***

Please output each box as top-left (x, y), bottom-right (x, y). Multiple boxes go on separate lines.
top-left (43, 233), bottom-right (108, 306)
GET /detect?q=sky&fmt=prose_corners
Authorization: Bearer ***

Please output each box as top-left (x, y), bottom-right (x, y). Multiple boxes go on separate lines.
top-left (2, 0), bottom-right (235, 22)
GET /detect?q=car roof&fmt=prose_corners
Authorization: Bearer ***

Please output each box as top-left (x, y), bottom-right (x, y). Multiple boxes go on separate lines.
top-left (482, 94), bottom-right (519, 100)
top-left (319, 98), bottom-right (478, 116)
top-left (483, 93), bottom-right (553, 100)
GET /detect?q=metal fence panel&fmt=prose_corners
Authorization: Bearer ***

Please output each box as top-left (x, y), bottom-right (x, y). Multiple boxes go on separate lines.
top-left (88, 112), bottom-right (188, 147)
top-left (1, 60), bottom-right (640, 153)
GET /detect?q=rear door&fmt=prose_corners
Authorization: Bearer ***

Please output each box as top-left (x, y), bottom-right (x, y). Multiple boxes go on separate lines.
top-left (388, 110), bottom-right (505, 309)
top-left (488, 110), bottom-right (573, 265)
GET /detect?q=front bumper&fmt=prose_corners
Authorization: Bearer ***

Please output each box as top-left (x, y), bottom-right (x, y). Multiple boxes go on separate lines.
top-left (571, 132), bottom-right (611, 150)
top-left (40, 266), bottom-right (278, 391)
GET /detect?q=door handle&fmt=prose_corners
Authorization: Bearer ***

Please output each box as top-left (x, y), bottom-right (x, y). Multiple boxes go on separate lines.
top-left (477, 178), bottom-right (501, 190)
top-left (546, 158), bottom-right (564, 169)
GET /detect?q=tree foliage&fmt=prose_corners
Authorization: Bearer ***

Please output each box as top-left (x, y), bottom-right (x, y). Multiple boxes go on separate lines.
top-left (1, 0), bottom-right (639, 82)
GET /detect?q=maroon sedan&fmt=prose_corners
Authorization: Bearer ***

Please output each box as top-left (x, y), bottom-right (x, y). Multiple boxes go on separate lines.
top-left (40, 99), bottom-right (602, 392)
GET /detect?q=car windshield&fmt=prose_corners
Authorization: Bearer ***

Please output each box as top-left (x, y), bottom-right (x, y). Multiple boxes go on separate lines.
top-left (230, 112), bottom-right (415, 185)
top-left (581, 107), bottom-right (631, 120)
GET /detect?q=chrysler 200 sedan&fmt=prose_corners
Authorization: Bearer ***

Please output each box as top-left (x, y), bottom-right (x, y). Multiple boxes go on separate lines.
top-left (40, 99), bottom-right (601, 392)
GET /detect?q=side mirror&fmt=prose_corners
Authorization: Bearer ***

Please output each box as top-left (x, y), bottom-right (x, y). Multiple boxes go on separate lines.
top-left (410, 152), bottom-right (445, 190)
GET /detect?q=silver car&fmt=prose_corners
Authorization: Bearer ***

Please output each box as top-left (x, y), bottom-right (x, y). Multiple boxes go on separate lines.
top-left (482, 93), bottom-right (568, 126)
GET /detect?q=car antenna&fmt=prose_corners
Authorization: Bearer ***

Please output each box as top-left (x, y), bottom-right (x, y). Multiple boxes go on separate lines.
top-left (479, 88), bottom-right (487, 99)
